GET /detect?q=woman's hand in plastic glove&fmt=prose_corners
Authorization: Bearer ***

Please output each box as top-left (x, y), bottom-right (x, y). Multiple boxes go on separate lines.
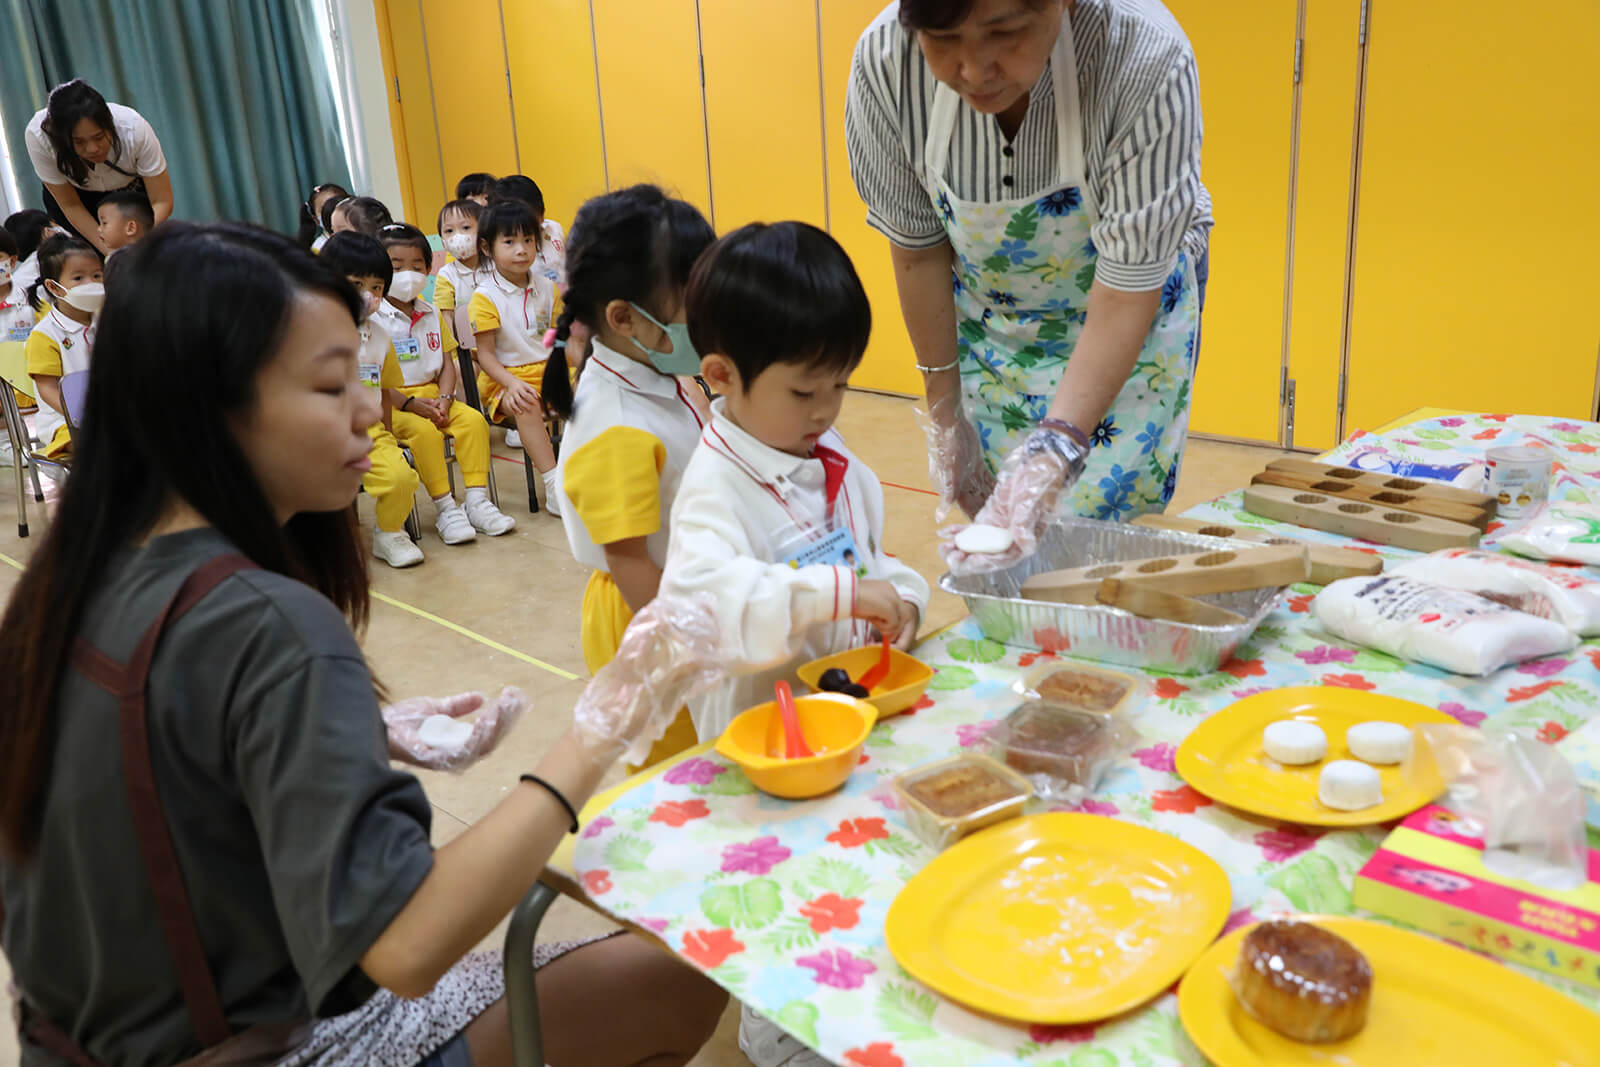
top-left (570, 594), bottom-right (723, 766)
top-left (383, 686), bottom-right (529, 772)
top-left (917, 398), bottom-right (995, 522)
top-left (941, 425), bottom-right (1087, 575)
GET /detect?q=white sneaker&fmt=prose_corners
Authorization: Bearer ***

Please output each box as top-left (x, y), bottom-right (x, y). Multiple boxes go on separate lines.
top-left (464, 493), bottom-right (516, 535)
top-left (738, 1005), bottom-right (834, 1067)
top-left (504, 428), bottom-right (522, 449)
top-left (373, 528), bottom-right (424, 568)
top-left (434, 499), bottom-right (477, 544)
top-left (541, 471), bottom-right (562, 518)
top-left (0, 438), bottom-right (14, 468)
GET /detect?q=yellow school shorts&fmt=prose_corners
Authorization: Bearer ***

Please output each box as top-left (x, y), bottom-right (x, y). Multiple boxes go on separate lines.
top-left (583, 570), bottom-right (698, 774)
top-left (475, 361), bottom-right (547, 422)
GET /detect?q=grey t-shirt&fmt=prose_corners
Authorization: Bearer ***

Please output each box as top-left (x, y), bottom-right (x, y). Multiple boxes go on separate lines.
top-left (2, 528), bottom-right (435, 1066)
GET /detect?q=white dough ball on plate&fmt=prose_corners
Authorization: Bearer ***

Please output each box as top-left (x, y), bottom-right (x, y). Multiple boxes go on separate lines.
top-left (954, 524), bottom-right (1015, 555)
top-left (1319, 759), bottom-right (1383, 811)
top-left (1346, 721), bottom-right (1412, 765)
top-left (1262, 720), bottom-right (1328, 765)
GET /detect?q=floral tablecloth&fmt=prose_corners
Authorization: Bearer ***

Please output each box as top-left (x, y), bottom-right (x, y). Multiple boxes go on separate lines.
top-left (574, 414), bottom-right (1600, 1067)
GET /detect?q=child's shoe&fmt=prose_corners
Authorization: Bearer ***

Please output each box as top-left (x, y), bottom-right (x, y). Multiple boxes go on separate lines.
top-left (434, 498), bottom-right (477, 544)
top-left (738, 1004), bottom-right (834, 1066)
top-left (464, 488), bottom-right (516, 535)
top-left (373, 528), bottom-right (424, 568)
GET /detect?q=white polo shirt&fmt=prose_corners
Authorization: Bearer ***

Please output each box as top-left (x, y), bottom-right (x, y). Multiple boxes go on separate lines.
top-left (466, 267), bottom-right (554, 368)
top-left (11, 254), bottom-right (40, 303)
top-left (555, 340), bottom-right (708, 572)
top-left (25, 307), bottom-right (95, 445)
top-left (25, 102), bottom-right (167, 192)
top-left (660, 399), bottom-right (930, 739)
top-left (372, 298), bottom-right (455, 388)
top-left (534, 219), bottom-right (566, 289)
top-left (1, 290), bottom-right (35, 344)
top-left (433, 258), bottom-right (484, 314)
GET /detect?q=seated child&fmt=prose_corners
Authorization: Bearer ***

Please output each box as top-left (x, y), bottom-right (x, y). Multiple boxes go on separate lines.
top-left (300, 179), bottom-right (348, 251)
top-left (376, 222), bottom-right (514, 541)
top-left (456, 171), bottom-right (495, 206)
top-left (659, 221), bottom-right (929, 742)
top-left (319, 231), bottom-right (425, 569)
top-left (467, 201), bottom-right (560, 515)
top-left (0, 229), bottom-right (32, 464)
top-left (544, 184), bottom-right (716, 769)
top-left (96, 189), bottom-right (154, 256)
top-left (328, 196), bottom-right (393, 238)
top-left (24, 234), bottom-right (103, 459)
top-left (4, 209), bottom-right (59, 303)
top-left (490, 175), bottom-right (565, 287)
top-left (433, 198), bottom-right (485, 368)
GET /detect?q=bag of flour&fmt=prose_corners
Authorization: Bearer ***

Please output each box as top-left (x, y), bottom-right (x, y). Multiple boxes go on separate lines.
top-left (1392, 548), bottom-right (1600, 636)
top-left (1314, 575), bottom-right (1576, 676)
top-left (1498, 502), bottom-right (1600, 567)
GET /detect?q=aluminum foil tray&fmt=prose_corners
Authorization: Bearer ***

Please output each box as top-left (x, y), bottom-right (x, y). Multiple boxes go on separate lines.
top-left (939, 517), bottom-right (1287, 675)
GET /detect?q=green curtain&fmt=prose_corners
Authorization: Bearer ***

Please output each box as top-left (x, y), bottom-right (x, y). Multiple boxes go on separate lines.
top-left (0, 0), bottom-right (351, 235)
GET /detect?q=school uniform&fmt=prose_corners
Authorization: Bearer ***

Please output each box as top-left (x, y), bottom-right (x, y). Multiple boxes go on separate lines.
top-left (25, 306), bottom-right (95, 457)
top-left (467, 266), bottom-right (554, 420)
top-left (659, 399), bottom-right (930, 740)
top-left (372, 299), bottom-right (492, 497)
top-left (433, 257), bottom-right (484, 355)
top-left (356, 323), bottom-right (419, 532)
top-left (10, 253), bottom-right (39, 300)
top-left (533, 219), bottom-right (566, 289)
top-left (556, 340), bottom-right (707, 767)
top-left (2, 289), bottom-right (38, 413)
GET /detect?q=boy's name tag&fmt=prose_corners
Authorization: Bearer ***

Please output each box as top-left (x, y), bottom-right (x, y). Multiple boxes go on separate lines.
top-left (6, 325), bottom-right (28, 343)
top-left (358, 361), bottom-right (382, 387)
top-left (393, 337), bottom-right (421, 361)
top-left (783, 526), bottom-right (868, 577)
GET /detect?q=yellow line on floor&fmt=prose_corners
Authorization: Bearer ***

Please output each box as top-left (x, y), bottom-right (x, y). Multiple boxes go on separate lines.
top-left (370, 590), bottom-right (580, 680)
top-left (0, 550), bottom-right (21, 571)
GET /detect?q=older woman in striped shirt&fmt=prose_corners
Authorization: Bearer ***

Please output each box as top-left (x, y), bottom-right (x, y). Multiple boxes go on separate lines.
top-left (846, 0), bottom-right (1210, 572)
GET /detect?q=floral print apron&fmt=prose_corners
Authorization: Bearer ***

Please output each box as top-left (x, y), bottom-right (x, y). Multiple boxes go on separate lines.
top-left (924, 17), bottom-right (1200, 519)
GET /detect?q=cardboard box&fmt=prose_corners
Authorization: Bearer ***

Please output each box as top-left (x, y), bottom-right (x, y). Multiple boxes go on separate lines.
top-left (1354, 804), bottom-right (1600, 990)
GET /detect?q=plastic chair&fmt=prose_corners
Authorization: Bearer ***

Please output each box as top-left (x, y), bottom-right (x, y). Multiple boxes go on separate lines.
top-left (504, 880), bottom-right (559, 1067)
top-left (60, 370), bottom-right (89, 432)
top-left (0, 343), bottom-right (41, 536)
top-left (457, 348), bottom-right (549, 515)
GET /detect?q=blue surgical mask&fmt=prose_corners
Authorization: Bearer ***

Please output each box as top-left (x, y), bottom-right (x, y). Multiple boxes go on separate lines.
top-left (628, 302), bottom-right (700, 376)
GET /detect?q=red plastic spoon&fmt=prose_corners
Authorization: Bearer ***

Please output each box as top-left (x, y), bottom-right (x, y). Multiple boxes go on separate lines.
top-left (775, 680), bottom-right (814, 759)
top-left (856, 635), bottom-right (894, 692)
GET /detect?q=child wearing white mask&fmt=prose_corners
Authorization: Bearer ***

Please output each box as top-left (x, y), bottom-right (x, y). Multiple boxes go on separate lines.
top-left (376, 223), bottom-right (514, 543)
top-left (24, 234), bottom-right (102, 459)
top-left (0, 230), bottom-right (32, 467)
top-left (433, 198), bottom-right (486, 377)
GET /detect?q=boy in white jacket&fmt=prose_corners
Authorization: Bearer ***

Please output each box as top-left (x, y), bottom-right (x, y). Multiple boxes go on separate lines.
top-left (660, 221), bottom-right (929, 745)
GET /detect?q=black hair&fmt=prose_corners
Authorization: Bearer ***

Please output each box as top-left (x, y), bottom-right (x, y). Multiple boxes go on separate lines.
top-left (436, 198), bottom-right (481, 236)
top-left (686, 222), bottom-right (870, 387)
top-left (4, 210), bottom-right (54, 261)
top-left (26, 233), bottom-right (100, 310)
top-left (490, 175), bottom-right (545, 218)
top-left (0, 230), bottom-right (17, 261)
top-left (541, 184), bottom-right (714, 418)
top-left (898, 0), bottom-right (1056, 31)
top-left (379, 222), bottom-right (433, 275)
top-left (40, 79), bottom-right (121, 187)
top-left (97, 188), bottom-right (155, 232)
top-left (0, 221), bottom-right (370, 861)
top-left (455, 172), bottom-right (497, 200)
top-left (319, 196), bottom-right (342, 234)
top-left (298, 180), bottom-right (349, 248)
top-left (333, 196), bottom-right (393, 238)
top-left (318, 231), bottom-right (393, 291)
top-left (477, 200), bottom-right (541, 268)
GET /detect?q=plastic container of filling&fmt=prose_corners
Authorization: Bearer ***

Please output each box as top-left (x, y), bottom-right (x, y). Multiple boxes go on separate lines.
top-left (893, 753), bottom-right (1033, 850)
top-left (985, 702), bottom-right (1140, 803)
top-left (1016, 662), bottom-right (1144, 716)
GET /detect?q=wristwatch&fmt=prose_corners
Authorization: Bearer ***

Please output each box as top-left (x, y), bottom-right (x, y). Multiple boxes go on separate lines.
top-left (1023, 422), bottom-right (1089, 480)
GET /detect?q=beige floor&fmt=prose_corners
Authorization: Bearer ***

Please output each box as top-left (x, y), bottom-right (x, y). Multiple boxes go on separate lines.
top-left (0, 393), bottom-right (1291, 1065)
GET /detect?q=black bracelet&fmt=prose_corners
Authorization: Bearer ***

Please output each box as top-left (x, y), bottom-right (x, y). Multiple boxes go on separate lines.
top-left (520, 774), bottom-right (579, 834)
top-left (400, 396), bottom-right (413, 412)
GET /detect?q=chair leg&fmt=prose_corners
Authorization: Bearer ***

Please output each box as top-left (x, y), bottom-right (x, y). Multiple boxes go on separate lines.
top-left (485, 460), bottom-right (500, 509)
top-left (523, 451), bottom-right (538, 514)
top-left (504, 881), bottom-right (558, 1067)
top-left (27, 454), bottom-right (44, 502)
top-left (405, 501), bottom-right (422, 543)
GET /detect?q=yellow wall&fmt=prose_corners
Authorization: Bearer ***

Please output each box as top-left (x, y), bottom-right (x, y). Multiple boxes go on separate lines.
top-left (422, 0), bottom-right (520, 185)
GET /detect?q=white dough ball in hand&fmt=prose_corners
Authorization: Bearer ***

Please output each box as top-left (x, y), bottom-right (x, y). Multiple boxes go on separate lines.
top-left (954, 524), bottom-right (1015, 555)
top-left (417, 713), bottom-right (475, 752)
top-left (1262, 720), bottom-right (1328, 765)
top-left (1319, 759), bottom-right (1383, 811)
top-left (1346, 721), bottom-right (1412, 765)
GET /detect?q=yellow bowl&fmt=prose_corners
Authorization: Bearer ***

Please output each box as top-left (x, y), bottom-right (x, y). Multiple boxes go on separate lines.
top-left (796, 646), bottom-right (934, 719)
top-left (714, 693), bottom-right (877, 799)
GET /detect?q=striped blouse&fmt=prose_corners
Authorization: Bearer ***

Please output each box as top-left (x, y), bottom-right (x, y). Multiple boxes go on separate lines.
top-left (845, 0), bottom-right (1213, 292)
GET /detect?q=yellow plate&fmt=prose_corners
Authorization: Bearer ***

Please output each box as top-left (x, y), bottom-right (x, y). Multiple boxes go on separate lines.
top-left (1175, 688), bottom-right (1455, 827)
top-left (1180, 916), bottom-right (1600, 1066)
top-left (796, 645), bottom-right (933, 718)
top-left (885, 813), bottom-right (1230, 1023)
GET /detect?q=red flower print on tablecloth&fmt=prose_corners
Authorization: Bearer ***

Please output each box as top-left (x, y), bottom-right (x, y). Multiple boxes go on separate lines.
top-left (800, 893), bottom-right (864, 933)
top-left (1078, 799), bottom-right (1120, 816)
top-left (1553, 421), bottom-right (1583, 433)
top-left (957, 721), bottom-right (996, 747)
top-left (1539, 721), bottom-right (1570, 744)
top-left (1153, 786), bottom-right (1213, 813)
top-left (797, 947), bottom-right (877, 989)
top-left (1296, 645), bottom-right (1357, 666)
top-left (682, 928), bottom-right (745, 970)
top-left (1029, 1022), bottom-right (1097, 1045)
top-left (843, 1043), bottom-right (903, 1067)
top-left (582, 869), bottom-right (613, 896)
top-left (1222, 658), bottom-right (1266, 679)
top-left (664, 757), bottom-right (726, 786)
top-left (1322, 673), bottom-right (1375, 691)
top-left (1482, 413), bottom-right (1510, 422)
top-left (721, 836), bottom-right (792, 875)
top-left (1288, 594), bottom-right (1315, 614)
top-left (1439, 702), bottom-right (1488, 727)
top-left (1588, 648), bottom-right (1600, 672)
top-left (582, 816), bottom-right (614, 840)
top-left (1223, 908), bottom-right (1259, 935)
top-left (1018, 650), bottom-right (1057, 668)
top-left (1472, 428), bottom-right (1501, 440)
top-left (1232, 687), bottom-right (1272, 699)
top-left (1256, 826), bottom-right (1322, 862)
top-left (1154, 677), bottom-right (1189, 699)
top-left (1134, 743), bottom-right (1176, 772)
top-left (650, 799), bottom-right (711, 828)
top-left (1436, 417), bottom-right (1465, 427)
top-left (827, 818), bottom-right (889, 849)
top-left (1568, 443), bottom-right (1599, 455)
top-left (1518, 658), bottom-right (1571, 678)
top-left (1032, 627), bottom-right (1071, 655)
top-left (905, 694), bottom-right (934, 715)
top-left (1508, 680), bottom-right (1562, 703)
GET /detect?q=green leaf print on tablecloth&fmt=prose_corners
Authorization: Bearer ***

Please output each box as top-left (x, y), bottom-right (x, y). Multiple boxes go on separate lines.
top-left (947, 638), bottom-right (1007, 664)
top-left (928, 665), bottom-right (979, 691)
top-left (877, 981), bottom-right (939, 1041)
top-left (777, 1002), bottom-right (820, 1047)
top-left (702, 879), bottom-right (783, 929)
top-left (1270, 853), bottom-right (1353, 915)
top-left (606, 833), bottom-right (651, 872)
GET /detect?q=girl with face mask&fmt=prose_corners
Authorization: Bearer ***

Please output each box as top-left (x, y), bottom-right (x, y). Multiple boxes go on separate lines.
top-left (433, 198), bottom-right (485, 371)
top-left (25, 233), bottom-right (103, 459)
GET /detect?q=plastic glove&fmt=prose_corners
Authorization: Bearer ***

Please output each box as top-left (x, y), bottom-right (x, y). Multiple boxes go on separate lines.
top-left (941, 425), bottom-right (1086, 576)
top-left (916, 393), bottom-right (995, 522)
top-left (383, 686), bottom-right (529, 772)
top-left (571, 594), bottom-right (723, 766)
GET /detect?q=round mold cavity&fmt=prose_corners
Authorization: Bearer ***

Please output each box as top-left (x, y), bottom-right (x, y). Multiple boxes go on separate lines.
top-left (1194, 551), bottom-right (1237, 567)
top-left (1372, 491), bottom-right (1412, 504)
top-left (1312, 480), bottom-right (1353, 493)
top-left (1293, 494), bottom-right (1327, 504)
top-left (1383, 511), bottom-right (1421, 524)
top-left (1338, 503), bottom-right (1374, 514)
top-left (1197, 525), bottom-right (1238, 538)
top-left (1084, 564), bottom-right (1122, 579)
top-left (1265, 538), bottom-right (1297, 545)
top-left (1384, 478), bottom-right (1424, 491)
top-left (1136, 558), bottom-right (1178, 574)
top-left (1329, 469), bottom-right (1362, 479)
